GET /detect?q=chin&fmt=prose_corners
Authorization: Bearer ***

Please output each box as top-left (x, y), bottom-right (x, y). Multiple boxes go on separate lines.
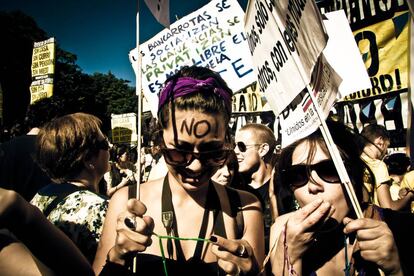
top-left (181, 179), bottom-right (210, 191)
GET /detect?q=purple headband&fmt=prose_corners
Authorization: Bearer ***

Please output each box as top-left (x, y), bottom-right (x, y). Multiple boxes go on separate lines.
top-left (158, 77), bottom-right (232, 113)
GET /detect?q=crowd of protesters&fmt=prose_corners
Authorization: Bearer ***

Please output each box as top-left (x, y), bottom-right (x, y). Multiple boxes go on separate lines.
top-left (0, 65), bottom-right (414, 275)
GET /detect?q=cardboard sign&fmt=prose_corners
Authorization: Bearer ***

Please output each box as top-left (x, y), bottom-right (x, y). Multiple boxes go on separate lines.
top-left (111, 113), bottom-right (138, 144)
top-left (130, 0), bottom-right (255, 117)
top-left (244, 0), bottom-right (327, 115)
top-left (30, 37), bottom-right (55, 104)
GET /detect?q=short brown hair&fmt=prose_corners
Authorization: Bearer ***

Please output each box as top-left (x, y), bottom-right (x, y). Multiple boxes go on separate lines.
top-left (36, 113), bottom-right (103, 183)
top-left (240, 123), bottom-right (277, 162)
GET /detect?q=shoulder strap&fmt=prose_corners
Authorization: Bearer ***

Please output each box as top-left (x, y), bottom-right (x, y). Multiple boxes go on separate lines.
top-left (225, 187), bottom-right (244, 239)
top-left (128, 184), bottom-right (137, 199)
top-left (43, 184), bottom-right (84, 217)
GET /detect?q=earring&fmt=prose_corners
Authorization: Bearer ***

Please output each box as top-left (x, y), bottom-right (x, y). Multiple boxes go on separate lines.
top-left (89, 164), bottom-right (95, 169)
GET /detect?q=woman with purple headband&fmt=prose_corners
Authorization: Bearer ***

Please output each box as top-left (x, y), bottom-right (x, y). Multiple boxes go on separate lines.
top-left (94, 66), bottom-right (265, 275)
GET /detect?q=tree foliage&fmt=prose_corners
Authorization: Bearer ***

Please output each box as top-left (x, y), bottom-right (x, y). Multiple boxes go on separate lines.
top-left (0, 11), bottom-right (137, 135)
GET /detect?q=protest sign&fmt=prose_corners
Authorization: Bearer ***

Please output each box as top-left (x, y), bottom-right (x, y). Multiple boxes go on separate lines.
top-left (111, 113), bottom-right (138, 144)
top-left (328, 1), bottom-right (409, 101)
top-left (130, 0), bottom-right (255, 117)
top-left (244, 0), bottom-right (327, 116)
top-left (279, 54), bottom-right (341, 147)
top-left (29, 77), bottom-right (54, 104)
top-left (322, 10), bottom-right (371, 98)
top-left (232, 82), bottom-right (265, 113)
top-left (30, 37), bottom-right (55, 104)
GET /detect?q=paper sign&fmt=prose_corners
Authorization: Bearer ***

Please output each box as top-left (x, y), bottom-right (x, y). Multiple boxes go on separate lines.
top-left (131, 0), bottom-right (255, 117)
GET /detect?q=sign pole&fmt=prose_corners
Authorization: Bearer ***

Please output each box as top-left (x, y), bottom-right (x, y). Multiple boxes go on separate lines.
top-left (133, 0), bottom-right (141, 273)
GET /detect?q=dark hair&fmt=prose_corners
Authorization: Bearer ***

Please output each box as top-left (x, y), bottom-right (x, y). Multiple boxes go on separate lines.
top-left (277, 120), bottom-right (366, 212)
top-left (36, 112), bottom-right (103, 183)
top-left (157, 66), bottom-right (233, 130)
top-left (24, 97), bottom-right (62, 130)
top-left (239, 123), bottom-right (276, 162)
top-left (384, 153), bottom-right (410, 175)
top-left (360, 123), bottom-right (390, 146)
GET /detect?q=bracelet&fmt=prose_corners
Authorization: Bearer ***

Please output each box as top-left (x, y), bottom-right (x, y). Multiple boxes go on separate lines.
top-left (283, 223), bottom-right (297, 276)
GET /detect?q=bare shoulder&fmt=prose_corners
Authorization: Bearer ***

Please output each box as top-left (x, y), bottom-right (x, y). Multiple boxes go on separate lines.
top-left (232, 187), bottom-right (261, 207)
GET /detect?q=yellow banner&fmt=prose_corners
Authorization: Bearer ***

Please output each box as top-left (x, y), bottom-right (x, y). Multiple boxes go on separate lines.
top-left (232, 82), bottom-right (265, 113)
top-left (30, 78), bottom-right (53, 104)
top-left (31, 38), bottom-right (55, 77)
top-left (342, 11), bottom-right (409, 101)
top-left (111, 113), bottom-right (138, 144)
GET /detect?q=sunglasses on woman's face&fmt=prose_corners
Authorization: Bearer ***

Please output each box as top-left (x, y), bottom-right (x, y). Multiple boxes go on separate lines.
top-left (235, 141), bottom-right (261, 152)
top-left (95, 138), bottom-right (110, 151)
top-left (281, 160), bottom-right (341, 190)
top-left (160, 146), bottom-right (232, 167)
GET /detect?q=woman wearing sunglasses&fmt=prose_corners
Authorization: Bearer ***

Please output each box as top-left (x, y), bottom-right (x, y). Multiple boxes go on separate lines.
top-left (94, 66), bottom-right (264, 275)
top-left (31, 113), bottom-right (110, 263)
top-left (270, 120), bottom-right (403, 276)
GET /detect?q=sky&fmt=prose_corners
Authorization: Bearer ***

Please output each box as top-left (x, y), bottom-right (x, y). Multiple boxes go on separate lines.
top-left (1, 0), bottom-right (248, 86)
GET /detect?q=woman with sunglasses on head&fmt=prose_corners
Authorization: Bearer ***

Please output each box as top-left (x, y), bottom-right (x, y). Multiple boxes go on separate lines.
top-left (31, 113), bottom-right (110, 263)
top-left (270, 119), bottom-right (403, 276)
top-left (94, 66), bottom-right (264, 276)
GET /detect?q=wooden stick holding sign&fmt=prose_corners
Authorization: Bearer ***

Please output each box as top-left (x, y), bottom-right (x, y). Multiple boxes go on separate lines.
top-left (133, 2), bottom-right (141, 273)
top-left (307, 86), bottom-right (364, 219)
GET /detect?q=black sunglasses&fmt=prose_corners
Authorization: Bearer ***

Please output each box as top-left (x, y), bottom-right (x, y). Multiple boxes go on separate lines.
top-left (95, 138), bottom-right (110, 151)
top-left (160, 147), bottom-right (232, 167)
top-left (235, 141), bottom-right (261, 152)
top-left (281, 160), bottom-right (341, 190)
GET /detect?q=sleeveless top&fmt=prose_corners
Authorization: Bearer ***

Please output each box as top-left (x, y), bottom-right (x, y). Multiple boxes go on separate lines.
top-left (126, 177), bottom-right (244, 275)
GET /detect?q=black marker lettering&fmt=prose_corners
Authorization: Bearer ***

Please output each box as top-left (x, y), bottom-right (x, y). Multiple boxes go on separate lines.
top-left (193, 120), bottom-right (211, 138)
top-left (180, 118), bottom-right (195, 135)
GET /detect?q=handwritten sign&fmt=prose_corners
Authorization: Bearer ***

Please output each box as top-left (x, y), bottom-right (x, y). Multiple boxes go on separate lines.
top-left (244, 0), bottom-right (327, 116)
top-left (111, 113), bottom-right (138, 144)
top-left (130, 0), bottom-right (255, 117)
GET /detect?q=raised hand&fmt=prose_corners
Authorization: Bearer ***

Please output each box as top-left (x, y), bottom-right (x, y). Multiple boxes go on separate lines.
top-left (107, 198), bottom-right (154, 264)
top-left (284, 199), bottom-right (335, 265)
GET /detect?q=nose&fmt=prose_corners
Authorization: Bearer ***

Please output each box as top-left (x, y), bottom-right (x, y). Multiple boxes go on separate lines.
top-left (307, 170), bottom-right (325, 194)
top-left (186, 157), bottom-right (203, 173)
top-left (221, 166), bottom-right (230, 177)
top-left (234, 146), bottom-right (244, 158)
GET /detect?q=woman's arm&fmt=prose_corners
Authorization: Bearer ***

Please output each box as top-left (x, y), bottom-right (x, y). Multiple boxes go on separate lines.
top-left (93, 187), bottom-right (154, 274)
top-left (376, 183), bottom-right (414, 210)
top-left (0, 188), bottom-right (93, 275)
top-left (93, 187), bottom-right (129, 273)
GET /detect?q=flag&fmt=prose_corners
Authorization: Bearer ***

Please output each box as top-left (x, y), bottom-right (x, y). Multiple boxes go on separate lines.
top-left (144, 0), bottom-right (170, 28)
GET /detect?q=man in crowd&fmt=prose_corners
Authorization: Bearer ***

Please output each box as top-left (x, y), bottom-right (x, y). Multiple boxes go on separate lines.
top-left (234, 123), bottom-right (277, 253)
top-left (360, 123), bottom-right (413, 210)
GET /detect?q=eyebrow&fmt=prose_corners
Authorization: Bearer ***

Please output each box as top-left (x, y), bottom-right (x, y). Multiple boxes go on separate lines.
top-left (172, 140), bottom-right (225, 151)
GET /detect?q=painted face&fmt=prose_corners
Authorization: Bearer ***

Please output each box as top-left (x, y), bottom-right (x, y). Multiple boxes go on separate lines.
top-left (291, 141), bottom-right (349, 223)
top-left (211, 164), bottom-right (235, 186)
top-left (234, 129), bottom-right (261, 173)
top-left (162, 109), bottom-right (227, 191)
